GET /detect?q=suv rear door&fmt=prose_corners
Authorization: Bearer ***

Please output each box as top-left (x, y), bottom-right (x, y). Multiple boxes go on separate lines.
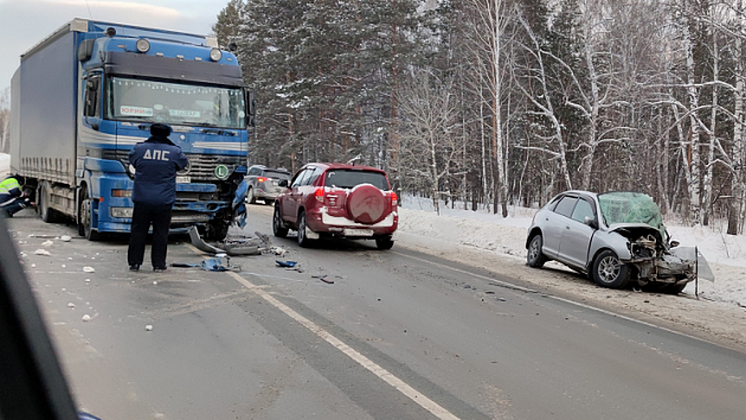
top-left (321, 169), bottom-right (392, 221)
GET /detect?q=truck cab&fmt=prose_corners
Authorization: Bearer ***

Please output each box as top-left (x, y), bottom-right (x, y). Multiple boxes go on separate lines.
top-left (11, 19), bottom-right (254, 240)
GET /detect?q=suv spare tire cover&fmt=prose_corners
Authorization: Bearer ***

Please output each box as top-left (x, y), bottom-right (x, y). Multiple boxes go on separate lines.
top-left (347, 184), bottom-right (388, 224)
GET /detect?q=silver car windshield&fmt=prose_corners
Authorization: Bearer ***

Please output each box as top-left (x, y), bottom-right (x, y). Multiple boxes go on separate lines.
top-left (598, 192), bottom-right (665, 236)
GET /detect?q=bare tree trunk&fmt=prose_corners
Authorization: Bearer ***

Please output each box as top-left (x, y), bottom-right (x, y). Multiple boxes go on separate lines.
top-left (684, 21), bottom-right (702, 225)
top-left (655, 108), bottom-right (671, 214)
top-left (730, 5), bottom-right (746, 235)
top-left (703, 17), bottom-right (718, 226)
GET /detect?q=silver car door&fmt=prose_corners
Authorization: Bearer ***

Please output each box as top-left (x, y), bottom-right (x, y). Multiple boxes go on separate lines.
top-left (558, 198), bottom-right (596, 268)
top-left (542, 196), bottom-right (577, 258)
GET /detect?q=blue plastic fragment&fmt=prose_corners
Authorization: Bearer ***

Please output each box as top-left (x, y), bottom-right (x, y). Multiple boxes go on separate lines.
top-left (275, 260), bottom-right (297, 268)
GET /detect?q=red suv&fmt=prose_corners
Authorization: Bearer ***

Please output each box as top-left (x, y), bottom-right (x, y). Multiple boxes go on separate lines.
top-left (273, 163), bottom-right (398, 249)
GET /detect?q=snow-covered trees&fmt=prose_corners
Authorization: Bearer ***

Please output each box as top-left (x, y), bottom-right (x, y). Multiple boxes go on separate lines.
top-left (214, 0), bottom-right (746, 233)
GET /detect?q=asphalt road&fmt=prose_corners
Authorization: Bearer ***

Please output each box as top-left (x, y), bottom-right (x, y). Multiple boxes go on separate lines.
top-left (7, 205), bottom-right (746, 420)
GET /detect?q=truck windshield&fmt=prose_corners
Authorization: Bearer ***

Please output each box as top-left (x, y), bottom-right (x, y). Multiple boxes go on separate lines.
top-left (107, 77), bottom-right (245, 129)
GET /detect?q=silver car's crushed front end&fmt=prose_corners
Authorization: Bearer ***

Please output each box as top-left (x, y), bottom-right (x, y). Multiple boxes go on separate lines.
top-left (623, 229), bottom-right (712, 286)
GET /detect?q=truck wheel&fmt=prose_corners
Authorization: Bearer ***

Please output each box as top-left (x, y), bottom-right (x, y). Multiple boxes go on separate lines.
top-left (297, 211), bottom-right (313, 248)
top-left (79, 191), bottom-right (102, 241)
top-left (206, 221), bottom-right (230, 242)
top-left (592, 250), bottom-right (630, 289)
top-left (272, 205), bottom-right (288, 238)
top-left (39, 183), bottom-right (59, 223)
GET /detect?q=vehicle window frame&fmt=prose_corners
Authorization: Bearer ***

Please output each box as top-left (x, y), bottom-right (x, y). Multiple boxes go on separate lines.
top-left (570, 197), bottom-right (595, 223)
top-left (248, 167), bottom-right (262, 176)
top-left (554, 196), bottom-right (578, 218)
top-left (83, 72), bottom-right (102, 118)
top-left (263, 170), bottom-right (291, 180)
top-left (304, 167), bottom-right (324, 186)
top-left (290, 169), bottom-right (309, 188)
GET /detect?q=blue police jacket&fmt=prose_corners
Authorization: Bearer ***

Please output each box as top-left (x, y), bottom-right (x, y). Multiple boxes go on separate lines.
top-left (128, 136), bottom-right (189, 206)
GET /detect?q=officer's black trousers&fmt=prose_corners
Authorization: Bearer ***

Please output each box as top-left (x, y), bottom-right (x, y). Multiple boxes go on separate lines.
top-left (127, 202), bottom-right (173, 269)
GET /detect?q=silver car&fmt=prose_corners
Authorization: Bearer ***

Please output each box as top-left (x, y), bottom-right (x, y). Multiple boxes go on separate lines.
top-left (526, 191), bottom-right (712, 293)
top-left (245, 165), bottom-right (292, 205)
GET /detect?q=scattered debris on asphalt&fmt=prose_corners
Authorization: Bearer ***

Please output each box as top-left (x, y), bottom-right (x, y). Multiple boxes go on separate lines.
top-left (83, 266), bottom-right (95, 273)
top-left (275, 260), bottom-right (297, 268)
top-left (34, 249), bottom-right (51, 256)
top-left (188, 226), bottom-right (261, 256)
top-left (171, 255), bottom-right (241, 272)
top-left (60, 235), bottom-right (72, 242)
top-left (82, 314), bottom-right (91, 322)
top-left (269, 246), bottom-right (287, 256)
top-left (145, 325), bottom-right (153, 331)
top-left (41, 240), bottom-right (54, 247)
top-left (312, 274), bottom-right (334, 284)
top-left (67, 302), bottom-right (75, 308)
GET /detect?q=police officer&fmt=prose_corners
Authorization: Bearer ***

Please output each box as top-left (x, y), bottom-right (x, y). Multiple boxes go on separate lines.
top-left (127, 123), bottom-right (189, 272)
top-left (0, 175), bottom-right (32, 217)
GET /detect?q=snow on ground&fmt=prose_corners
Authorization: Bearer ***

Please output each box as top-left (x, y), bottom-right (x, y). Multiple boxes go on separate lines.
top-left (397, 195), bottom-right (746, 309)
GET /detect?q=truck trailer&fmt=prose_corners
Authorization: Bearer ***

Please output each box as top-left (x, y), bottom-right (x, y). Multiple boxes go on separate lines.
top-left (10, 18), bottom-right (252, 240)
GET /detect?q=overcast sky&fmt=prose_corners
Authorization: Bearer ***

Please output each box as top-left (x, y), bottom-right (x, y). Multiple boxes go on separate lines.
top-left (0, 0), bottom-right (230, 93)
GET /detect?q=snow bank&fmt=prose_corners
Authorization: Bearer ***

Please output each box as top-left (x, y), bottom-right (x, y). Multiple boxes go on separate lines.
top-left (399, 195), bottom-right (746, 308)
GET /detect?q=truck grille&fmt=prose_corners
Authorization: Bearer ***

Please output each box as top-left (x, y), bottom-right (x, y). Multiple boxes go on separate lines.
top-left (102, 150), bottom-right (244, 181)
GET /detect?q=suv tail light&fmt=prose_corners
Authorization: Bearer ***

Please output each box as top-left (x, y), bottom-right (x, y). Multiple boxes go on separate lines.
top-left (257, 177), bottom-right (267, 183)
top-left (391, 191), bottom-right (398, 207)
top-left (314, 187), bottom-right (324, 202)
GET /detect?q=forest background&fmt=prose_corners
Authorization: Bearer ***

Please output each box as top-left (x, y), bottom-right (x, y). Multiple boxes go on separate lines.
top-left (2, 0), bottom-right (746, 234)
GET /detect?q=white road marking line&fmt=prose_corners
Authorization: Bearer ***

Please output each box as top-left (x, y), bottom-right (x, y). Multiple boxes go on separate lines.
top-left (224, 270), bottom-right (462, 420)
top-left (183, 243), bottom-right (460, 417)
top-left (394, 251), bottom-right (724, 347)
top-left (393, 251), bottom-right (538, 293)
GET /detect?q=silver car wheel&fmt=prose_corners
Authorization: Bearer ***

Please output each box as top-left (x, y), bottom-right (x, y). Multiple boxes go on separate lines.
top-left (597, 255), bottom-right (620, 282)
top-left (592, 250), bottom-right (630, 288)
top-left (526, 234), bottom-right (547, 268)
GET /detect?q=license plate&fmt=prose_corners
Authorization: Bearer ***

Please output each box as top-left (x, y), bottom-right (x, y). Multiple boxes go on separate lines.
top-left (176, 176), bottom-right (191, 184)
top-left (344, 229), bottom-right (373, 237)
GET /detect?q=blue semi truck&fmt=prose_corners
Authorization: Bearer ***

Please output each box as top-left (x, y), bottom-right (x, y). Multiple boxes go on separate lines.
top-left (9, 19), bottom-right (252, 240)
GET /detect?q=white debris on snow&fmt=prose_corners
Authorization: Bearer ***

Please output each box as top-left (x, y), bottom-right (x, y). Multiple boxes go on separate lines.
top-left (82, 266), bottom-right (95, 273)
top-left (82, 314), bottom-right (91, 322)
top-left (34, 249), bottom-right (51, 256)
top-left (67, 302), bottom-right (75, 308)
top-left (41, 240), bottom-right (53, 247)
top-left (60, 235), bottom-right (72, 242)
top-left (145, 325), bottom-right (153, 331)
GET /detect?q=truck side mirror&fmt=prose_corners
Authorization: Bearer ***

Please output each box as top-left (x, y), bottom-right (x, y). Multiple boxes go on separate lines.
top-left (245, 90), bottom-right (256, 128)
